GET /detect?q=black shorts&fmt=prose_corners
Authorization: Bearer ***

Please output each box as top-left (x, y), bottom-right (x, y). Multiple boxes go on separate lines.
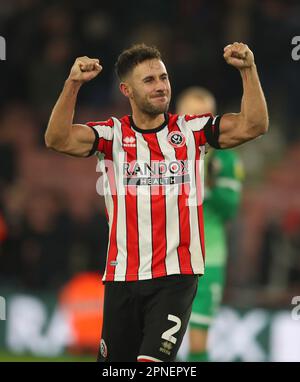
top-left (98, 274), bottom-right (198, 362)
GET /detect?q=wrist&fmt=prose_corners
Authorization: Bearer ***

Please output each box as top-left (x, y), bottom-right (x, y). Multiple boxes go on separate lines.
top-left (65, 77), bottom-right (84, 90)
top-left (239, 63), bottom-right (257, 74)
top-left (239, 63), bottom-right (257, 81)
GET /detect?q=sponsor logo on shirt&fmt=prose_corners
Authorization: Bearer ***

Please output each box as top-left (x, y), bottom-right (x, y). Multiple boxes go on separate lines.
top-left (123, 136), bottom-right (136, 148)
top-left (122, 160), bottom-right (190, 186)
top-left (159, 340), bottom-right (173, 356)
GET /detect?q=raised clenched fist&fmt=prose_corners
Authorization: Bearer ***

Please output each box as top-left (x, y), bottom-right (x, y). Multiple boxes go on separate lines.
top-left (223, 42), bottom-right (255, 69)
top-left (68, 56), bottom-right (103, 83)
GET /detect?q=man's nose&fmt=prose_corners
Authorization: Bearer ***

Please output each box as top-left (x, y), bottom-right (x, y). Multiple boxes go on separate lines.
top-left (155, 79), bottom-right (167, 92)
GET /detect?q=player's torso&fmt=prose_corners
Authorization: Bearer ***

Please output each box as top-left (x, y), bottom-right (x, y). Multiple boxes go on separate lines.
top-left (101, 114), bottom-right (206, 281)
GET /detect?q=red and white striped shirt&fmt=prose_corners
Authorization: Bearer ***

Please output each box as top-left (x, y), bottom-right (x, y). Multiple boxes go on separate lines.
top-left (87, 113), bottom-right (221, 282)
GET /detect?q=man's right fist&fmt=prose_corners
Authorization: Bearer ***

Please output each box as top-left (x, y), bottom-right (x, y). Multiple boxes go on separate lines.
top-left (68, 56), bottom-right (102, 83)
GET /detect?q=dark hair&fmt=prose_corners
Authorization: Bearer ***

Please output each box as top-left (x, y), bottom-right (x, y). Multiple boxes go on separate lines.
top-left (115, 43), bottom-right (162, 80)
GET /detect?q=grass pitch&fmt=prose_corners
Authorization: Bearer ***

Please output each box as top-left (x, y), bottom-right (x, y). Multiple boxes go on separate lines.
top-left (0, 351), bottom-right (95, 362)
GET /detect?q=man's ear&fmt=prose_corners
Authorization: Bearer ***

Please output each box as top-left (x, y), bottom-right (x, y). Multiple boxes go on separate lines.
top-left (119, 82), bottom-right (131, 98)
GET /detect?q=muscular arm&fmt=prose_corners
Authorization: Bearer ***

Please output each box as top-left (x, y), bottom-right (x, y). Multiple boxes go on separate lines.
top-left (45, 79), bottom-right (95, 157)
top-left (218, 43), bottom-right (269, 149)
top-left (45, 56), bottom-right (102, 157)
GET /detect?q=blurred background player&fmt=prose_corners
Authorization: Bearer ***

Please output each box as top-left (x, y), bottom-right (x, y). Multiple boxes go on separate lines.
top-left (176, 87), bottom-right (244, 362)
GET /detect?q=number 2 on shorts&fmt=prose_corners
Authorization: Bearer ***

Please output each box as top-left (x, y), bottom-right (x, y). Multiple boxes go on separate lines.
top-left (161, 314), bottom-right (182, 344)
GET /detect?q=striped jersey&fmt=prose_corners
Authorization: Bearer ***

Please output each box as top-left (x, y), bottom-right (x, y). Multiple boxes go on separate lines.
top-left (87, 113), bottom-right (221, 282)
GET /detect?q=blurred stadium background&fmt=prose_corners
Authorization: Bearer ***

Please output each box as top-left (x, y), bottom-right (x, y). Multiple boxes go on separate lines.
top-left (0, 0), bottom-right (300, 362)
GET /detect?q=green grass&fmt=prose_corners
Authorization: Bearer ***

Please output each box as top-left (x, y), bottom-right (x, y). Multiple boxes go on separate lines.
top-left (0, 351), bottom-right (96, 362)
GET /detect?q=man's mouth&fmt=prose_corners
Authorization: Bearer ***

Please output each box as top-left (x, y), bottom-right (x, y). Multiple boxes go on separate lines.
top-left (152, 95), bottom-right (167, 100)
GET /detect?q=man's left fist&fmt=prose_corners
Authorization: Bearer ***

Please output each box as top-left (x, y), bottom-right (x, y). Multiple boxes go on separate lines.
top-left (223, 42), bottom-right (255, 69)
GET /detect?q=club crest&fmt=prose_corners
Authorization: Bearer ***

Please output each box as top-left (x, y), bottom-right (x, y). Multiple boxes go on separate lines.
top-left (167, 131), bottom-right (186, 148)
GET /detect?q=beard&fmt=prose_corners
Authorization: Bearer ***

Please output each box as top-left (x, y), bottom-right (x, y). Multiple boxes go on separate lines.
top-left (132, 90), bottom-right (170, 115)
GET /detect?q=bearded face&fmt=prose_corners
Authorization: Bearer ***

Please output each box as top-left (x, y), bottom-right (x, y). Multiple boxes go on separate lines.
top-left (123, 59), bottom-right (171, 116)
top-left (131, 85), bottom-right (170, 115)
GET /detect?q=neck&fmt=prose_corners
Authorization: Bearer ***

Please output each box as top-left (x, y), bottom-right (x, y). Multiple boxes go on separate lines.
top-left (131, 108), bottom-right (166, 130)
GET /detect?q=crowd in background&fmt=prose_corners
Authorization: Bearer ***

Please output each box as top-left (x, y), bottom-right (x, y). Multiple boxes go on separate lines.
top-left (0, 0), bottom-right (299, 305)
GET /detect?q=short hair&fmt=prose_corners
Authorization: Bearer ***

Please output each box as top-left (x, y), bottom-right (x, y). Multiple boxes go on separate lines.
top-left (115, 43), bottom-right (162, 80)
top-left (176, 86), bottom-right (217, 114)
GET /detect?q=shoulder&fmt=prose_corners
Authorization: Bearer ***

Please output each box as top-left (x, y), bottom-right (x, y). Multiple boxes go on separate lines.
top-left (183, 113), bottom-right (213, 122)
top-left (176, 113), bottom-right (213, 123)
top-left (176, 113), bottom-right (214, 130)
top-left (86, 117), bottom-right (115, 128)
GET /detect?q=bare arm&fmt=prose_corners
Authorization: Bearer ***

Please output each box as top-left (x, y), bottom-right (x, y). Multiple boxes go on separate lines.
top-left (45, 56), bottom-right (102, 157)
top-left (218, 43), bottom-right (269, 149)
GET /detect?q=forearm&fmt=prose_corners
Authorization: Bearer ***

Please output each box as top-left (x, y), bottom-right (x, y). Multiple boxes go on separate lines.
top-left (239, 64), bottom-right (269, 135)
top-left (45, 79), bottom-right (82, 150)
top-left (219, 43), bottom-right (269, 148)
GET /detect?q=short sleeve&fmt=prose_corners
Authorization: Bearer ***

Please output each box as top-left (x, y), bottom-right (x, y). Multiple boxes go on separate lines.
top-left (183, 114), bottom-right (222, 148)
top-left (203, 116), bottom-right (221, 149)
top-left (85, 118), bottom-right (114, 157)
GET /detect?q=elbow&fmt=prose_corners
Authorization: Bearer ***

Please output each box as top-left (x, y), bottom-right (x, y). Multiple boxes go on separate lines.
top-left (247, 117), bottom-right (269, 139)
top-left (263, 118), bottom-right (269, 134)
top-left (258, 119), bottom-right (269, 136)
top-left (44, 132), bottom-right (55, 150)
top-left (44, 133), bottom-right (52, 149)
top-left (44, 136), bottom-right (51, 150)
top-left (44, 132), bottom-right (65, 152)
top-left (44, 123), bottom-right (69, 152)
